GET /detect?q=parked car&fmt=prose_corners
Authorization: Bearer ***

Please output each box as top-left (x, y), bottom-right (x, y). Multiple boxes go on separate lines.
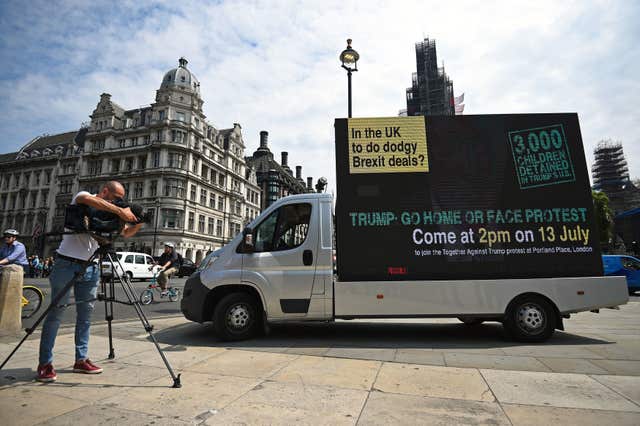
top-left (101, 252), bottom-right (161, 281)
top-left (602, 255), bottom-right (640, 295)
top-left (177, 258), bottom-right (197, 278)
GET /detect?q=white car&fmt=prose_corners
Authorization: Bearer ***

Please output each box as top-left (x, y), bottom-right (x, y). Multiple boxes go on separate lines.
top-left (101, 252), bottom-right (161, 281)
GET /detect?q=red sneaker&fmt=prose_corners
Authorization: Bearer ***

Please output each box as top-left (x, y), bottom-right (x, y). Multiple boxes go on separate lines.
top-left (73, 359), bottom-right (103, 374)
top-left (36, 363), bottom-right (57, 382)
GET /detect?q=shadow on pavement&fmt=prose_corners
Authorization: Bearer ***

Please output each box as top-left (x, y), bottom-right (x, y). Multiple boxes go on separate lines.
top-left (150, 320), bottom-right (612, 351)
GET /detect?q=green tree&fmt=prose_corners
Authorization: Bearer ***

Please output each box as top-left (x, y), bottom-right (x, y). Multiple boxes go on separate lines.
top-left (592, 190), bottom-right (613, 245)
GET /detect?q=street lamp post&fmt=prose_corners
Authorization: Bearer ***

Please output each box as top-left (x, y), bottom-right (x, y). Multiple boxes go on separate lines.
top-left (340, 38), bottom-right (359, 118)
top-left (152, 198), bottom-right (160, 256)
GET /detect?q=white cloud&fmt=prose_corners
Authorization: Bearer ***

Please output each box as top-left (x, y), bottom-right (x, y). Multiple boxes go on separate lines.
top-left (0, 0), bottom-right (638, 193)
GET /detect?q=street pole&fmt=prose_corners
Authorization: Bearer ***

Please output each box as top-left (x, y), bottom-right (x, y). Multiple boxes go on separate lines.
top-left (347, 68), bottom-right (352, 118)
top-left (152, 200), bottom-right (160, 256)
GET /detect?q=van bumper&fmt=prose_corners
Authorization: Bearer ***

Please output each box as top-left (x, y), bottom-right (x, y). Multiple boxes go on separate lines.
top-left (181, 272), bottom-right (209, 323)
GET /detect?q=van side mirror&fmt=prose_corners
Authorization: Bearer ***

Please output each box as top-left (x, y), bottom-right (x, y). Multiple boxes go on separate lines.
top-left (242, 227), bottom-right (254, 253)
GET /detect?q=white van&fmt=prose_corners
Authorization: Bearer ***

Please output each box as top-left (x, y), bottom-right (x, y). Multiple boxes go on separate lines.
top-left (101, 252), bottom-right (161, 280)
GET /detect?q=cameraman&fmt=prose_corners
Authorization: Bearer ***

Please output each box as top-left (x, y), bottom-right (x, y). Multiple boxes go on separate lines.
top-left (37, 181), bottom-right (142, 382)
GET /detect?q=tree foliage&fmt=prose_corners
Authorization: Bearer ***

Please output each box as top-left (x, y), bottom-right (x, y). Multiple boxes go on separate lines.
top-left (592, 190), bottom-right (613, 245)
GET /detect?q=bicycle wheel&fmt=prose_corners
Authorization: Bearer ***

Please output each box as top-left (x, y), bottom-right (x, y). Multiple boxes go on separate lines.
top-left (22, 286), bottom-right (44, 319)
top-left (169, 288), bottom-right (180, 302)
top-left (140, 289), bottom-right (154, 305)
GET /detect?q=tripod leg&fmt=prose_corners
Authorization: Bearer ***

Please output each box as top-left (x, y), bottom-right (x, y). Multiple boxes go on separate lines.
top-left (100, 263), bottom-right (116, 359)
top-left (108, 254), bottom-right (182, 388)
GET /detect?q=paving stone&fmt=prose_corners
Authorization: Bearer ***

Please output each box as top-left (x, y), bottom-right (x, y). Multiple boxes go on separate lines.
top-left (284, 346), bottom-right (330, 356)
top-left (394, 349), bottom-right (446, 366)
top-left (444, 353), bottom-right (550, 372)
top-left (481, 369), bottom-right (640, 411)
top-left (40, 405), bottom-right (190, 425)
top-left (590, 359), bottom-right (640, 376)
top-left (99, 371), bottom-right (261, 422)
top-left (0, 351), bottom-right (75, 389)
top-left (358, 390), bottom-right (511, 425)
top-left (538, 357), bottom-right (609, 374)
top-left (501, 344), bottom-right (605, 359)
top-left (592, 375), bottom-right (640, 406)
top-left (324, 347), bottom-right (396, 362)
top-left (0, 385), bottom-right (86, 426)
top-left (374, 362), bottom-right (494, 402)
top-left (117, 344), bottom-right (225, 370)
top-left (502, 403), bottom-right (640, 426)
top-left (182, 349), bottom-right (298, 379)
top-left (270, 355), bottom-right (380, 391)
top-left (205, 380), bottom-right (368, 425)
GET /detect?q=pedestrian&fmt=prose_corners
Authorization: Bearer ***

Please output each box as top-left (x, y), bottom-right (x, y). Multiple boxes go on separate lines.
top-left (37, 181), bottom-right (143, 382)
top-left (28, 255), bottom-right (34, 277)
top-left (0, 229), bottom-right (29, 274)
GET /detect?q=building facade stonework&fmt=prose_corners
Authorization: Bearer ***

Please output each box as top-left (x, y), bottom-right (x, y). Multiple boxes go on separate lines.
top-left (0, 58), bottom-right (261, 264)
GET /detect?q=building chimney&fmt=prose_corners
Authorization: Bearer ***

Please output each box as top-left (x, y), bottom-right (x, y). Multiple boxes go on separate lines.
top-left (260, 131), bottom-right (268, 149)
top-left (307, 177), bottom-right (313, 191)
top-left (281, 152), bottom-right (288, 167)
top-left (296, 166), bottom-right (302, 180)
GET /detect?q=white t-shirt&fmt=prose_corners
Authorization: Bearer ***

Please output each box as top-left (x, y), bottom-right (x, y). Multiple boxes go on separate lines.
top-left (57, 191), bottom-right (100, 261)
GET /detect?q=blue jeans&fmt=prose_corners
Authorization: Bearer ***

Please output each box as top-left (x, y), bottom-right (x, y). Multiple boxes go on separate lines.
top-left (39, 258), bottom-right (99, 365)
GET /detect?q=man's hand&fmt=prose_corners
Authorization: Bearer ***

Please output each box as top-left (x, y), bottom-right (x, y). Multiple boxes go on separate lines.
top-left (118, 207), bottom-right (138, 223)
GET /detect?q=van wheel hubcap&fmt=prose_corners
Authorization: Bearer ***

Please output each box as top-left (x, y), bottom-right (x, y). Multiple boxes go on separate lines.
top-left (227, 304), bottom-right (251, 330)
top-left (517, 304), bottom-right (545, 333)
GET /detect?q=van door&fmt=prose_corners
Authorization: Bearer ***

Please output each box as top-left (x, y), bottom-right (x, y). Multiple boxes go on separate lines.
top-left (241, 201), bottom-right (318, 315)
top-left (134, 254), bottom-right (147, 278)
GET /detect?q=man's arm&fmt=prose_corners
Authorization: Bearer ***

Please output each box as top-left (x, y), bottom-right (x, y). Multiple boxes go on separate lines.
top-left (76, 193), bottom-right (137, 222)
top-left (0, 245), bottom-right (25, 265)
top-left (121, 223), bottom-right (143, 238)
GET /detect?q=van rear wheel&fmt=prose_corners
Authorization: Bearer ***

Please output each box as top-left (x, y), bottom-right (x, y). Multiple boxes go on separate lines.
top-left (212, 293), bottom-right (260, 341)
top-left (504, 295), bottom-right (556, 342)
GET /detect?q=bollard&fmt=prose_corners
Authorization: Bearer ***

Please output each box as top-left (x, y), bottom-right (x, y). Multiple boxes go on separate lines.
top-left (0, 265), bottom-right (23, 335)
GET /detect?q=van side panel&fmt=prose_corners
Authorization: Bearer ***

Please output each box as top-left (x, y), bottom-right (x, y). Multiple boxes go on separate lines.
top-left (334, 276), bottom-right (628, 316)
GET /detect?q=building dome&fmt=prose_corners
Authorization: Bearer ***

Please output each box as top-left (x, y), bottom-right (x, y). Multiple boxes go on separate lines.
top-left (160, 57), bottom-right (200, 95)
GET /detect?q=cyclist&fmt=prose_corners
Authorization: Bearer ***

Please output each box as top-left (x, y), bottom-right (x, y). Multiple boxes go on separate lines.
top-left (156, 242), bottom-right (179, 296)
top-left (0, 229), bottom-right (29, 274)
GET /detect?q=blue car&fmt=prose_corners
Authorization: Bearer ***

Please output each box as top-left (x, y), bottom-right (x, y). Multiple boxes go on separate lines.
top-left (602, 255), bottom-right (640, 295)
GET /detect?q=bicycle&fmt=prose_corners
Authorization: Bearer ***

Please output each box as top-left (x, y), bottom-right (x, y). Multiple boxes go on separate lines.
top-left (22, 285), bottom-right (45, 319)
top-left (139, 271), bottom-right (180, 305)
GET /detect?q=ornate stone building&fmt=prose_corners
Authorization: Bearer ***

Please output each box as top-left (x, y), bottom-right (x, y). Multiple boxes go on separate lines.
top-left (245, 130), bottom-right (314, 210)
top-left (0, 58), bottom-right (261, 263)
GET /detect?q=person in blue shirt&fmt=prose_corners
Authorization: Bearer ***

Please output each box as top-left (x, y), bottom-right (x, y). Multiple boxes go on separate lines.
top-left (0, 229), bottom-right (29, 272)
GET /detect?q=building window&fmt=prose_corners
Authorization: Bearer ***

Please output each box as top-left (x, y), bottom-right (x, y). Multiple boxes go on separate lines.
top-left (152, 152), bottom-right (160, 168)
top-left (171, 130), bottom-right (186, 144)
top-left (118, 139), bottom-right (126, 148)
top-left (217, 196), bottom-right (224, 211)
top-left (210, 170), bottom-right (216, 183)
top-left (234, 200), bottom-right (241, 215)
top-left (134, 182), bottom-right (144, 199)
top-left (209, 193), bottom-right (215, 208)
top-left (111, 159), bottom-right (120, 173)
top-left (30, 192), bottom-right (37, 208)
top-left (158, 110), bottom-right (165, 120)
top-left (216, 219), bottom-right (223, 236)
top-left (94, 139), bottom-right (105, 151)
top-left (59, 179), bottom-right (73, 194)
top-left (218, 174), bottom-right (225, 187)
top-left (208, 217), bottom-right (214, 235)
top-left (198, 215), bottom-right (205, 233)
top-left (176, 111), bottom-right (186, 122)
top-left (192, 158), bottom-right (199, 174)
top-left (125, 157), bottom-right (134, 171)
top-left (164, 179), bottom-right (185, 198)
top-left (190, 184), bottom-right (196, 201)
top-left (11, 194), bottom-right (17, 209)
top-left (55, 203), bottom-right (66, 217)
top-left (44, 170), bottom-right (51, 185)
top-left (230, 222), bottom-right (241, 238)
top-left (162, 209), bottom-right (183, 229)
top-left (40, 190), bottom-right (48, 207)
top-left (200, 188), bottom-right (207, 205)
top-left (144, 135), bottom-right (150, 145)
top-left (0, 195), bottom-right (6, 210)
top-left (87, 160), bottom-right (102, 176)
top-left (168, 153), bottom-right (184, 168)
top-left (188, 212), bottom-right (194, 231)
top-left (122, 182), bottom-right (130, 196)
top-left (138, 155), bottom-right (147, 169)
top-left (201, 165), bottom-right (209, 181)
top-left (150, 180), bottom-right (157, 197)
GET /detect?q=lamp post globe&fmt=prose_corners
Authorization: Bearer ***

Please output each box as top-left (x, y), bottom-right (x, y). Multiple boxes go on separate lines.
top-left (340, 38), bottom-right (359, 118)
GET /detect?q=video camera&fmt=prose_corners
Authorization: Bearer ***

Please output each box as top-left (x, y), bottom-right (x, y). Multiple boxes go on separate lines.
top-left (64, 199), bottom-right (152, 236)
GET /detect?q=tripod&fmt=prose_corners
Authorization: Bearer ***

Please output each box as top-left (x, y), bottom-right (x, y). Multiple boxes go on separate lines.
top-left (0, 244), bottom-right (182, 388)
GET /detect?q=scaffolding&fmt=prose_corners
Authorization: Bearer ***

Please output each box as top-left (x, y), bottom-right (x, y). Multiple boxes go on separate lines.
top-left (592, 140), bottom-right (640, 214)
top-left (405, 38), bottom-right (455, 117)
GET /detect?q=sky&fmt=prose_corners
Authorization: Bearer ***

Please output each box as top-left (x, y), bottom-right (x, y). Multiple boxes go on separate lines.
top-left (0, 0), bottom-right (639, 194)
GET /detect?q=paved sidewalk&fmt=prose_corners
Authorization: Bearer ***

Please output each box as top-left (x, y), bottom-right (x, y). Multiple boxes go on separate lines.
top-left (1, 304), bottom-right (639, 425)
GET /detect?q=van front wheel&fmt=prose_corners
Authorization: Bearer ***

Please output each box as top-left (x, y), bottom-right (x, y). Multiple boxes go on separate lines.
top-left (213, 293), bottom-right (259, 341)
top-left (504, 295), bottom-right (556, 342)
